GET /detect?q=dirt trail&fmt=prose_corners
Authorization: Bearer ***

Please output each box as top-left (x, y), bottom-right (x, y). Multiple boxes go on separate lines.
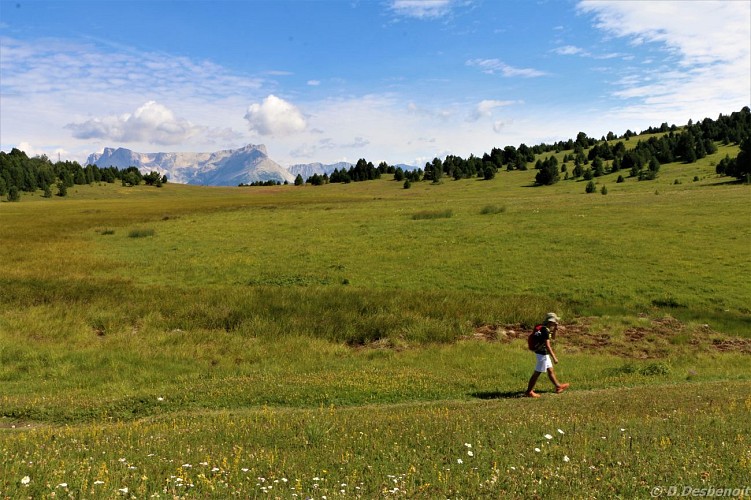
top-left (470, 316), bottom-right (751, 358)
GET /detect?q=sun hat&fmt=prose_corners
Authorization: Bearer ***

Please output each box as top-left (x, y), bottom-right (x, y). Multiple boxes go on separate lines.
top-left (545, 312), bottom-right (560, 324)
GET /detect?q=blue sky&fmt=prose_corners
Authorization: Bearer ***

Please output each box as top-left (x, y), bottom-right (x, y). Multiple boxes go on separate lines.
top-left (1, 0), bottom-right (749, 167)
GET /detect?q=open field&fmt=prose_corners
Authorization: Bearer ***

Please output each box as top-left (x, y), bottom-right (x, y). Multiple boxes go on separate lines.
top-left (1, 144), bottom-right (750, 497)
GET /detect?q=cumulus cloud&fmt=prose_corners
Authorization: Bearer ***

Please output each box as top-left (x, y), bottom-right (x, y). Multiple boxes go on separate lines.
top-left (244, 95), bottom-right (307, 136)
top-left (66, 101), bottom-right (203, 145)
top-left (466, 59), bottom-right (546, 78)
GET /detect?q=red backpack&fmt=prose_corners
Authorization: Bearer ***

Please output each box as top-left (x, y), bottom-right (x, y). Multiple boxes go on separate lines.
top-left (527, 324), bottom-right (543, 351)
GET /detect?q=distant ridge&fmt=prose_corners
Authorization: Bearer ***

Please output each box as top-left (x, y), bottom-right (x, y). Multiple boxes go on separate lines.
top-left (87, 144), bottom-right (295, 186)
top-left (287, 162), bottom-right (420, 181)
top-left (287, 162), bottom-right (353, 180)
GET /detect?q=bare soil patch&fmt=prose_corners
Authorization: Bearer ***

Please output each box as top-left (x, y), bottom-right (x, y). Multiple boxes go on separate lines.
top-left (469, 316), bottom-right (749, 358)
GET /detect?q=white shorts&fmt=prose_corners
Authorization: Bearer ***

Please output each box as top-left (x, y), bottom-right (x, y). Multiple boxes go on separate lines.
top-left (535, 353), bottom-right (553, 373)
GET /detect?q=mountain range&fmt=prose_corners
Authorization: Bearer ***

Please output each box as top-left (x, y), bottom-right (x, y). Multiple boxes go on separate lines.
top-left (87, 144), bottom-right (298, 186)
top-left (287, 161), bottom-right (354, 180)
top-left (88, 145), bottom-right (418, 186)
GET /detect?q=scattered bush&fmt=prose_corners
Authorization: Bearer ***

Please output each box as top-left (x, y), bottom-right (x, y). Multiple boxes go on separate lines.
top-left (640, 362), bottom-right (671, 376)
top-left (651, 297), bottom-right (686, 308)
top-left (585, 180), bottom-right (597, 193)
top-left (480, 204), bottom-right (506, 215)
top-left (128, 228), bottom-right (155, 238)
top-left (412, 209), bottom-right (453, 220)
top-left (7, 185), bottom-right (20, 202)
top-left (600, 185), bottom-right (608, 195)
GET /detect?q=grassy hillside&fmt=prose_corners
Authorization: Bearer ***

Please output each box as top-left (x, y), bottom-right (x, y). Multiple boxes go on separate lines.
top-left (1, 140), bottom-right (749, 497)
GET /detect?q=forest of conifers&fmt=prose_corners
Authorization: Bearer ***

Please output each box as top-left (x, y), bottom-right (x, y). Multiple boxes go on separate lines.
top-left (2, 106), bottom-right (749, 200)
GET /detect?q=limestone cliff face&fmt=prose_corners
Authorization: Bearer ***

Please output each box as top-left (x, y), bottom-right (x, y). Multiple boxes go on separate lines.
top-left (87, 144), bottom-right (295, 185)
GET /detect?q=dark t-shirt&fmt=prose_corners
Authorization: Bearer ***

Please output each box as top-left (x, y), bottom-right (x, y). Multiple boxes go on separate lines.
top-left (532, 325), bottom-right (551, 355)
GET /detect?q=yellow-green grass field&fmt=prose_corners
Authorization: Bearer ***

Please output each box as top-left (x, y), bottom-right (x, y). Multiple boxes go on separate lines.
top-left (1, 143), bottom-right (749, 497)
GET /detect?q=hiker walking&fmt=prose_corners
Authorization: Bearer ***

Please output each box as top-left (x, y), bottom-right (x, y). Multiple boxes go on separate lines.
top-left (525, 312), bottom-right (569, 398)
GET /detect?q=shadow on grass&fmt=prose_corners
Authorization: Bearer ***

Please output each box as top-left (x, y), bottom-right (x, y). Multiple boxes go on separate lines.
top-left (470, 390), bottom-right (526, 400)
top-left (471, 389), bottom-right (566, 399)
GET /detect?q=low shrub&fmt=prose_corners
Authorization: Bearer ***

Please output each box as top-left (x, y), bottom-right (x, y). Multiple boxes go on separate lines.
top-left (480, 204), bottom-right (506, 215)
top-left (128, 228), bottom-right (155, 238)
top-left (412, 209), bottom-right (453, 220)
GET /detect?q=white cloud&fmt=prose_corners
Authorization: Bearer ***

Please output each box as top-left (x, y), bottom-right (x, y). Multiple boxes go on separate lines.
top-left (0, 35), bottom-right (261, 161)
top-left (467, 99), bottom-right (516, 122)
top-left (553, 45), bottom-right (589, 56)
top-left (0, 36), bottom-right (263, 102)
top-left (577, 1), bottom-right (751, 122)
top-left (466, 59), bottom-right (546, 78)
top-left (407, 101), bottom-right (453, 120)
top-left (389, 0), bottom-right (455, 19)
top-left (343, 137), bottom-right (370, 148)
top-left (578, 1), bottom-right (750, 67)
top-left (244, 95), bottom-right (307, 136)
top-left (66, 101), bottom-right (202, 145)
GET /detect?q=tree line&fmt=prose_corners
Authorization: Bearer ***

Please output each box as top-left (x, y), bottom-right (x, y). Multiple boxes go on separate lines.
top-left (293, 106), bottom-right (750, 189)
top-left (4, 107), bottom-right (749, 200)
top-left (0, 149), bottom-right (167, 201)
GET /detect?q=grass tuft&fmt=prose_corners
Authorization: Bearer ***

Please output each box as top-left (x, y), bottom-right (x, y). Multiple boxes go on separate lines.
top-left (412, 209), bottom-right (453, 220)
top-left (128, 228), bottom-right (155, 238)
top-left (480, 204), bottom-right (506, 215)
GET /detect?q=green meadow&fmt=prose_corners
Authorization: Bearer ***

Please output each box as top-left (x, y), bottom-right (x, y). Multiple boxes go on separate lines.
top-left (1, 144), bottom-right (749, 497)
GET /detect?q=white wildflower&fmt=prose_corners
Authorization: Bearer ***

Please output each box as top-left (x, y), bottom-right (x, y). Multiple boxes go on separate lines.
top-left (544, 434), bottom-right (553, 440)
top-left (557, 429), bottom-right (565, 435)
top-left (21, 476), bottom-right (30, 485)
top-left (563, 455), bottom-right (570, 462)
top-left (534, 448), bottom-right (541, 453)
